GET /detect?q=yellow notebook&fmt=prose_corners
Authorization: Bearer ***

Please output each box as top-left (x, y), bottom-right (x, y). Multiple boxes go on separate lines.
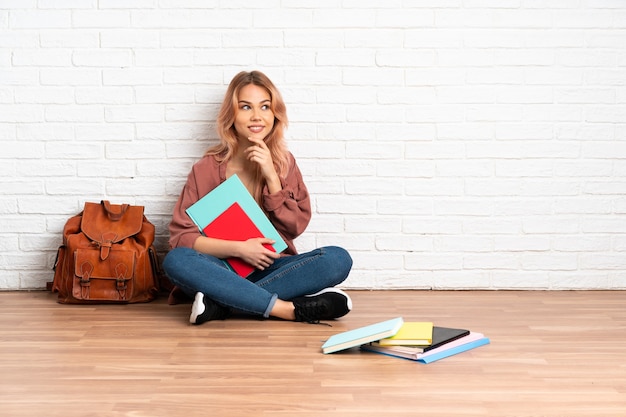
top-left (377, 322), bottom-right (433, 346)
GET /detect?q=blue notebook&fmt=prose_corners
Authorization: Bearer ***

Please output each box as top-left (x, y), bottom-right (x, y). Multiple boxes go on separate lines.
top-left (321, 317), bottom-right (404, 354)
top-left (361, 331), bottom-right (490, 363)
top-left (417, 336), bottom-right (490, 364)
top-left (185, 174), bottom-right (288, 256)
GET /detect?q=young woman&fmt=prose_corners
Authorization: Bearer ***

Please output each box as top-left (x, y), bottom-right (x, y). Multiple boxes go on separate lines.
top-left (162, 70), bottom-right (353, 325)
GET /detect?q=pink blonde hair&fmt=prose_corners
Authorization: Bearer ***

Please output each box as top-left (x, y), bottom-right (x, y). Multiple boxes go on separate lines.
top-left (205, 71), bottom-right (290, 203)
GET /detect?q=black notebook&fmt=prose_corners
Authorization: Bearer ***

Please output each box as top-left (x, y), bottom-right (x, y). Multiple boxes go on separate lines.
top-left (424, 326), bottom-right (470, 352)
top-left (370, 326), bottom-right (469, 353)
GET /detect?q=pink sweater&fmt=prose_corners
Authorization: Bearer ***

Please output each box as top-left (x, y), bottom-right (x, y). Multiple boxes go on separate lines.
top-left (168, 153), bottom-right (311, 256)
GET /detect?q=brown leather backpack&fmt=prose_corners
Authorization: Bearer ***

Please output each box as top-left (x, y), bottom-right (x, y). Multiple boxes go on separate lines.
top-left (50, 201), bottom-right (160, 304)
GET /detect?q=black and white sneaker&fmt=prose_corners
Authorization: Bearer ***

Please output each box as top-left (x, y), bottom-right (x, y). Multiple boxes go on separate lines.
top-left (189, 292), bottom-right (230, 325)
top-left (292, 288), bottom-right (352, 324)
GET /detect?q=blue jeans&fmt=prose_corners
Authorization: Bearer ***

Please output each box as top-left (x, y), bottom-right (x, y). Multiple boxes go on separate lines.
top-left (162, 246), bottom-right (352, 318)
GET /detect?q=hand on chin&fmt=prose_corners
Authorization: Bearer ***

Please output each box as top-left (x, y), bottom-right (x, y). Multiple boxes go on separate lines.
top-left (246, 133), bottom-right (267, 144)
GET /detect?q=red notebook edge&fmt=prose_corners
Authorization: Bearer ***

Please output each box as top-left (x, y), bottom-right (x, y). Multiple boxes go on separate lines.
top-left (201, 202), bottom-right (275, 278)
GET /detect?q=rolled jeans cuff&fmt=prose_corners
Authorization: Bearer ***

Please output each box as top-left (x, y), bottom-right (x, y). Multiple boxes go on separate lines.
top-left (263, 293), bottom-right (279, 318)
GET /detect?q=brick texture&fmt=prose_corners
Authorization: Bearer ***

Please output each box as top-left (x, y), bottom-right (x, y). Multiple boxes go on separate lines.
top-left (1, 3), bottom-right (625, 290)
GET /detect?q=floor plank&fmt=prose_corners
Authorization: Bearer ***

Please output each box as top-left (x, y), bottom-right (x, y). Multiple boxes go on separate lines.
top-left (0, 290), bottom-right (624, 417)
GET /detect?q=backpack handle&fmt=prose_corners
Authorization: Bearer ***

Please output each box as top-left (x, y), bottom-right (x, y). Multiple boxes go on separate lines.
top-left (101, 200), bottom-right (129, 221)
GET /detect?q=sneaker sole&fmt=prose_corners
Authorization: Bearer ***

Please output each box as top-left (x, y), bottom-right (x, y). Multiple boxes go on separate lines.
top-left (189, 292), bottom-right (206, 324)
top-left (305, 287), bottom-right (353, 311)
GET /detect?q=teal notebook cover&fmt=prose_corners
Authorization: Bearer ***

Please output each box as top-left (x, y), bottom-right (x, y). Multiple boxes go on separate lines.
top-left (322, 317), bottom-right (404, 354)
top-left (185, 174), bottom-right (287, 254)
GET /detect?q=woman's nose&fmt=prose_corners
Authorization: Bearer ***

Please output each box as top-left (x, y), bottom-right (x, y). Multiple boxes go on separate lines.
top-left (251, 109), bottom-right (261, 120)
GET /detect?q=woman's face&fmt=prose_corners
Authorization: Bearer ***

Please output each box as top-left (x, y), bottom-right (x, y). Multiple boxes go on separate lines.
top-left (234, 84), bottom-right (275, 142)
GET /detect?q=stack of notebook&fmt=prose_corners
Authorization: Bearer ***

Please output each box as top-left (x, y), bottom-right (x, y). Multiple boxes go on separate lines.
top-left (321, 317), bottom-right (490, 363)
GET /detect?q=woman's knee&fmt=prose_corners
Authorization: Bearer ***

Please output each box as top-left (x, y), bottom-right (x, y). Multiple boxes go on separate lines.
top-left (323, 246), bottom-right (353, 277)
top-left (162, 247), bottom-right (206, 281)
top-left (326, 246), bottom-right (352, 265)
top-left (162, 247), bottom-right (191, 273)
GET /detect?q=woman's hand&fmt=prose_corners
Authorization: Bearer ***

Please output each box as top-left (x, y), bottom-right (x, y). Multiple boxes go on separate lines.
top-left (237, 238), bottom-right (281, 271)
top-left (245, 136), bottom-right (281, 193)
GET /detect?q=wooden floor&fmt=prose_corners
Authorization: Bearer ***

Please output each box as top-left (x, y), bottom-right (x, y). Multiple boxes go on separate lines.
top-left (0, 290), bottom-right (625, 417)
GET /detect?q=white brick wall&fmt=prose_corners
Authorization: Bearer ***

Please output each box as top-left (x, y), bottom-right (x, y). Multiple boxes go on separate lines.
top-left (1, 3), bottom-right (625, 290)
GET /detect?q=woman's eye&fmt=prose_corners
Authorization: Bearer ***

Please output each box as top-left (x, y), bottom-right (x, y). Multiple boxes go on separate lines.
top-left (241, 105), bottom-right (251, 110)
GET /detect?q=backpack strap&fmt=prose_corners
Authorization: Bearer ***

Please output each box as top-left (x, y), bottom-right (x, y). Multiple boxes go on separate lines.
top-left (102, 200), bottom-right (129, 221)
top-left (96, 231), bottom-right (118, 260)
top-left (78, 260), bottom-right (93, 300)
